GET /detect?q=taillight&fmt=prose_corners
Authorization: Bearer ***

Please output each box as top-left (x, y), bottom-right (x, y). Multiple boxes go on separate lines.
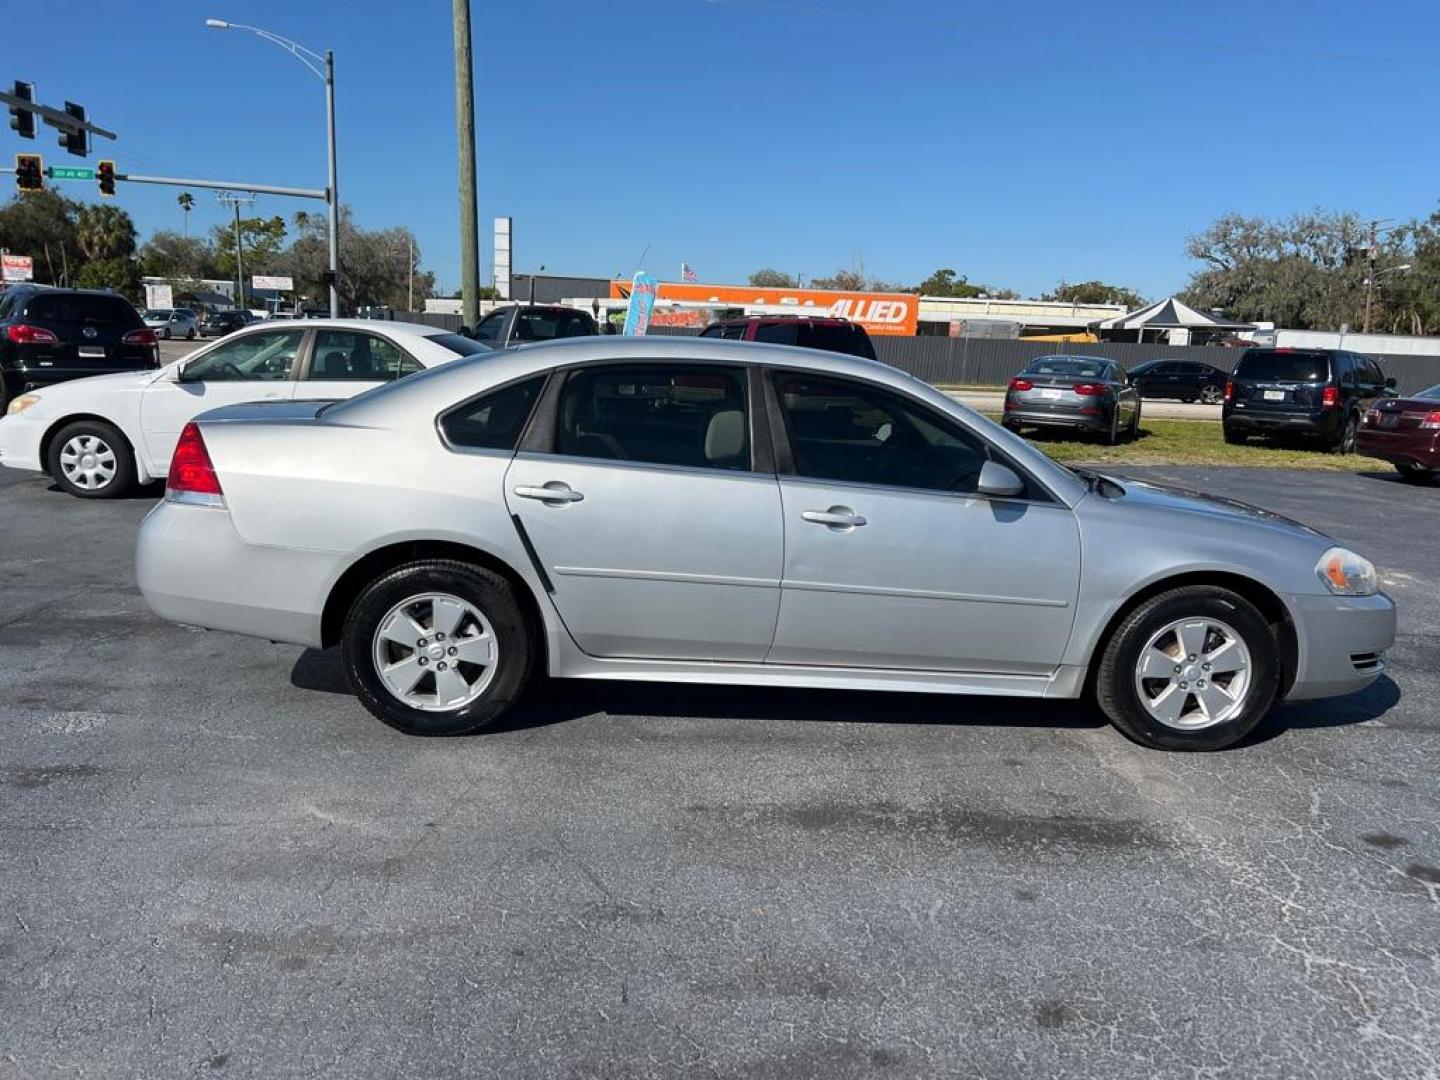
top-left (1364, 409), bottom-right (1381, 426)
top-left (1223, 380), bottom-right (1234, 402)
top-left (1421, 410), bottom-right (1440, 430)
top-left (1071, 383), bottom-right (1104, 396)
top-left (5, 324), bottom-right (59, 345)
top-left (123, 328), bottom-right (158, 346)
top-left (1009, 377), bottom-right (1033, 392)
top-left (1321, 386), bottom-right (1339, 408)
top-left (165, 422), bottom-right (225, 507)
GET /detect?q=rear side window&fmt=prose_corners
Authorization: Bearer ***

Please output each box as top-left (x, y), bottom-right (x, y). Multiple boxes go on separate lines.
top-left (1234, 350), bottom-right (1330, 382)
top-left (441, 375), bottom-right (547, 451)
top-left (753, 323), bottom-right (798, 346)
top-left (795, 323), bottom-right (877, 360)
top-left (557, 364), bottom-right (750, 471)
top-left (28, 294), bottom-right (141, 328)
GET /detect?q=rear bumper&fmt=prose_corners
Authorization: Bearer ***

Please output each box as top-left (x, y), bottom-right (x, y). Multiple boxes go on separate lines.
top-left (1223, 408), bottom-right (1339, 437)
top-left (136, 501), bottom-right (339, 648)
top-left (1355, 429), bottom-right (1440, 468)
top-left (1004, 404), bottom-right (1109, 432)
top-left (1285, 591), bottom-right (1396, 701)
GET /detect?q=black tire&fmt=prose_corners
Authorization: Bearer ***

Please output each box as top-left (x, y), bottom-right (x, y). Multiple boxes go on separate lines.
top-left (1002, 419), bottom-right (1022, 434)
top-left (1223, 426), bottom-right (1246, 445)
top-left (341, 559), bottom-right (534, 736)
top-left (1397, 462), bottom-right (1438, 485)
top-left (45, 419), bottom-right (136, 499)
top-left (186, 328), bottom-right (196, 341)
top-left (1200, 385), bottom-right (1224, 405)
top-left (1103, 407), bottom-right (1121, 445)
top-left (0, 370), bottom-right (10, 416)
top-left (162, 327), bottom-right (172, 340)
top-left (1095, 585), bottom-right (1280, 751)
top-left (1128, 403), bottom-right (1141, 441)
top-left (1333, 412), bottom-right (1359, 455)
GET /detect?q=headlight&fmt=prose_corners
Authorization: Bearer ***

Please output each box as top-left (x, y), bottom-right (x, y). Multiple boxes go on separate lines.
top-left (1315, 547), bottom-right (1378, 596)
top-left (6, 393), bottom-right (41, 416)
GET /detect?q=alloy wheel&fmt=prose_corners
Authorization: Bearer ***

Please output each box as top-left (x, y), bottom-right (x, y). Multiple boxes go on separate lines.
top-left (371, 592), bottom-right (498, 712)
top-left (1132, 616), bottom-right (1252, 730)
top-left (1200, 385), bottom-right (1223, 404)
top-left (58, 434), bottom-right (118, 492)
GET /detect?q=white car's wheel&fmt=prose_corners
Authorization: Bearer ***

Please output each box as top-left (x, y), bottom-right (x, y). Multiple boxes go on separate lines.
top-left (46, 420), bottom-right (136, 499)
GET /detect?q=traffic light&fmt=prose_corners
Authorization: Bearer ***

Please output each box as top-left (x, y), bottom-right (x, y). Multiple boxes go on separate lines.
top-left (97, 159), bottom-right (116, 197)
top-left (15, 153), bottom-right (44, 193)
top-left (59, 101), bottom-right (88, 156)
top-left (8, 81), bottom-right (35, 139)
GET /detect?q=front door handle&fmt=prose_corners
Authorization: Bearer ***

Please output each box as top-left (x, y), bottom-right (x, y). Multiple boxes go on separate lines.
top-left (801, 506), bottom-right (866, 529)
top-left (514, 482), bottom-right (584, 505)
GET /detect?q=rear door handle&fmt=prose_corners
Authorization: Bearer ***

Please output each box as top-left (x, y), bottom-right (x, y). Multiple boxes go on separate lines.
top-left (514, 483), bottom-right (584, 505)
top-left (801, 507), bottom-right (866, 529)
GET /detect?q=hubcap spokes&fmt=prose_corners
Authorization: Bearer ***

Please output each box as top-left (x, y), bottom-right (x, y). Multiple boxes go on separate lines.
top-left (371, 592), bottom-right (498, 712)
top-left (1134, 617), bottom-right (1251, 731)
top-left (58, 435), bottom-right (117, 490)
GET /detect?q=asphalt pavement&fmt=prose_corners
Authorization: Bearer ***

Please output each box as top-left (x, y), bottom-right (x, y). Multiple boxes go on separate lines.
top-left (1, 464), bottom-right (1437, 1079)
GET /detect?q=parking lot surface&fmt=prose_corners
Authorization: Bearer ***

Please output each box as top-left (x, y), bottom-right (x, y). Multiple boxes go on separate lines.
top-left (2, 464), bottom-right (1437, 1079)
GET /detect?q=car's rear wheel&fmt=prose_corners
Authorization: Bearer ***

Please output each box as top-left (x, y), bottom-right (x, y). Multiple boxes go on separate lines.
top-left (341, 559), bottom-right (534, 736)
top-left (1095, 585), bottom-right (1279, 751)
top-left (1104, 407), bottom-right (1121, 445)
top-left (1396, 462), bottom-right (1438, 484)
top-left (46, 420), bottom-right (136, 499)
top-left (1333, 412), bottom-right (1359, 454)
top-left (1223, 426), bottom-right (1246, 445)
top-left (186, 328), bottom-right (195, 341)
top-left (1200, 384), bottom-right (1223, 405)
top-left (0, 371), bottom-right (10, 415)
top-left (1128, 403), bottom-right (1141, 441)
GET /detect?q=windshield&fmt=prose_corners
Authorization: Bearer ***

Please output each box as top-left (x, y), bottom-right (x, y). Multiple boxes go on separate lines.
top-left (1026, 357), bottom-right (1108, 378)
top-left (1415, 384), bottom-right (1440, 400)
top-left (1234, 350), bottom-right (1330, 382)
top-left (143, 309), bottom-right (172, 319)
top-left (429, 332), bottom-right (495, 358)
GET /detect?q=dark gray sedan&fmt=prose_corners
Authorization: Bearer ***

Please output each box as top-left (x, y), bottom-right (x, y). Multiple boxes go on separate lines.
top-left (1003, 355), bottom-right (1142, 443)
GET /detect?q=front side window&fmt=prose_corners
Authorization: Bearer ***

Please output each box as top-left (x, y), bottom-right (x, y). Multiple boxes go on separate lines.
top-left (180, 329), bottom-right (302, 382)
top-left (471, 310), bottom-right (507, 344)
top-left (773, 373), bottom-right (990, 494)
top-left (557, 364), bottom-right (750, 471)
top-left (308, 330), bottom-right (418, 381)
top-left (441, 375), bottom-right (547, 451)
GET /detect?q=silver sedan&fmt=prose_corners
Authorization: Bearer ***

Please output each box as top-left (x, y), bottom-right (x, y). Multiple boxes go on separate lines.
top-left (135, 337), bottom-right (1396, 751)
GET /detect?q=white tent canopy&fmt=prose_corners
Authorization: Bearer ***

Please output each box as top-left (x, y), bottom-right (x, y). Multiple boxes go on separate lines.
top-left (1094, 296), bottom-right (1254, 334)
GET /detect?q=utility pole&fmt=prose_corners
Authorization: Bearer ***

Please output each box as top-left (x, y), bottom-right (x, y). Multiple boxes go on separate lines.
top-left (407, 233), bottom-right (414, 312)
top-left (1363, 220), bottom-right (1378, 335)
top-left (217, 191), bottom-right (255, 311)
top-left (453, 0), bottom-right (480, 329)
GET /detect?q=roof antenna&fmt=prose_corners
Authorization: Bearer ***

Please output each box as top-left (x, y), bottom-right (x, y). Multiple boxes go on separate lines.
top-left (632, 242), bottom-right (651, 277)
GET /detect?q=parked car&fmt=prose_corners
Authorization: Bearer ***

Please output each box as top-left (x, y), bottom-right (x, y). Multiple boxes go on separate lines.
top-left (468, 305), bottom-right (598, 348)
top-left (700, 316), bottom-right (877, 360)
top-left (1128, 358), bottom-right (1228, 404)
top-left (200, 310), bottom-right (251, 337)
top-left (1222, 348), bottom-right (1395, 451)
top-left (134, 336), bottom-right (1394, 752)
top-left (0, 319), bottom-right (490, 499)
top-left (1356, 382), bottom-right (1440, 483)
top-left (0, 286), bottom-right (158, 414)
top-left (142, 308), bottom-right (200, 341)
top-left (1003, 355), bottom-right (1141, 443)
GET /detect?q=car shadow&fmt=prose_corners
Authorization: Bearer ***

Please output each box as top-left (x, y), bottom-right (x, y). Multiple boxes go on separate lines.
top-left (1357, 469), bottom-right (1436, 488)
top-left (289, 648), bottom-right (1399, 744)
top-left (44, 479), bottom-right (165, 501)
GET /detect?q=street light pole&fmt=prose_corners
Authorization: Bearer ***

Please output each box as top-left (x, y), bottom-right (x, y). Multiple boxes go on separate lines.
top-left (206, 19), bottom-right (339, 317)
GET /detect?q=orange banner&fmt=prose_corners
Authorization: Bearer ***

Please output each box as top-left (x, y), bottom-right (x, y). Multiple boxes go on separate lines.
top-left (609, 280), bottom-right (918, 336)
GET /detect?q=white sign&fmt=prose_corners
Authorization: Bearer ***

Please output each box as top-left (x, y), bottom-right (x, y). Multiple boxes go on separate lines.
top-left (2, 253), bottom-right (34, 282)
top-left (145, 283), bottom-right (174, 309)
top-left (251, 275), bottom-right (293, 291)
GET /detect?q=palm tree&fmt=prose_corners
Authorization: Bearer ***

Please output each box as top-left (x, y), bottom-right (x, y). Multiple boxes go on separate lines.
top-left (74, 204), bottom-right (136, 262)
top-left (177, 192), bottom-right (194, 237)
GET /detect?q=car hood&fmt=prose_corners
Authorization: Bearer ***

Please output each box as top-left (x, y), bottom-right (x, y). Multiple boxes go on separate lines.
top-left (1097, 474), bottom-right (1328, 540)
top-left (35, 369), bottom-right (155, 402)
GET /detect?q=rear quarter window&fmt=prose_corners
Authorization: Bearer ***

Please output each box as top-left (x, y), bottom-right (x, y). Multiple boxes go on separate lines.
top-left (796, 323), bottom-right (877, 360)
top-left (28, 294), bottom-right (141, 328)
top-left (429, 332), bottom-right (496, 358)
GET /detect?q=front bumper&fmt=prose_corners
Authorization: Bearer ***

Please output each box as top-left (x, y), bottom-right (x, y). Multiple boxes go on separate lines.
top-left (137, 501), bottom-right (338, 647)
top-left (1284, 591), bottom-right (1397, 701)
top-left (0, 412), bottom-right (45, 473)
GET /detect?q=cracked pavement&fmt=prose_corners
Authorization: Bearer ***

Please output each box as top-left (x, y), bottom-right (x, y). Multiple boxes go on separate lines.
top-left (1, 464), bottom-right (1437, 1079)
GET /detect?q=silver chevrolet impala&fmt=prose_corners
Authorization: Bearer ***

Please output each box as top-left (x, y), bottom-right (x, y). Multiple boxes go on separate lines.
top-left (135, 337), bottom-right (1396, 751)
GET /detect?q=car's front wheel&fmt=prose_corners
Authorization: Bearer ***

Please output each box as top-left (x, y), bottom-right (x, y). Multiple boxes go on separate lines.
top-left (341, 559), bottom-right (534, 735)
top-left (1095, 585), bottom-right (1279, 751)
top-left (1397, 462), bottom-right (1438, 484)
top-left (186, 328), bottom-right (195, 341)
top-left (162, 327), bottom-right (172, 340)
top-left (1333, 411), bottom-right (1359, 454)
top-left (46, 420), bottom-right (136, 499)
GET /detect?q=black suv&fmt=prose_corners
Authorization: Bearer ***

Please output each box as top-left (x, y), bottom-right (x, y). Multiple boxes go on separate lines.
top-left (201, 309), bottom-right (250, 337)
top-left (1222, 347), bottom-right (1395, 452)
top-left (0, 286), bottom-right (158, 412)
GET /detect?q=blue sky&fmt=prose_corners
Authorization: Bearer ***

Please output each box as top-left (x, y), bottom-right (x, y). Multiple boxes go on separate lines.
top-left (11, 0), bottom-right (1440, 298)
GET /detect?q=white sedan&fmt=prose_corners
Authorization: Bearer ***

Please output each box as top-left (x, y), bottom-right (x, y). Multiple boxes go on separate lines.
top-left (0, 319), bottom-right (485, 498)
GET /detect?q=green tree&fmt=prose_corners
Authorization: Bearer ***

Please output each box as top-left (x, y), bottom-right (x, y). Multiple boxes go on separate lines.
top-left (211, 215), bottom-right (287, 277)
top-left (74, 204), bottom-right (138, 263)
top-left (1043, 280), bottom-right (1146, 308)
top-left (281, 208), bottom-right (438, 313)
top-left (139, 231), bottom-right (217, 280)
top-left (748, 268), bottom-right (798, 288)
top-left (810, 268), bottom-right (867, 291)
top-left (75, 256), bottom-right (141, 299)
top-left (177, 192), bottom-right (194, 237)
top-left (0, 190), bottom-right (80, 284)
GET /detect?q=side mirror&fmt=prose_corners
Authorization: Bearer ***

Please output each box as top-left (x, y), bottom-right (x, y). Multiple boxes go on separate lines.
top-left (1385, 377), bottom-right (1397, 389)
top-left (977, 460), bottom-right (1024, 498)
